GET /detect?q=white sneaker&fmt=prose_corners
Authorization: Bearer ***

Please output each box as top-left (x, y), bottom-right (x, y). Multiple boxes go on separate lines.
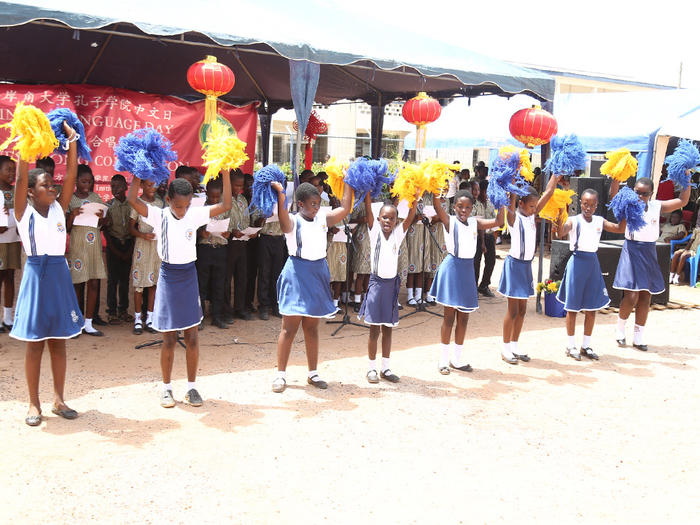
top-left (672, 275), bottom-right (680, 285)
top-left (669, 273), bottom-right (674, 284)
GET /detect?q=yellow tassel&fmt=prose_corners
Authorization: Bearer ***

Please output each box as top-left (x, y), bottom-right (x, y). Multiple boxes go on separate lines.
top-left (600, 148), bottom-right (637, 182)
top-left (201, 120), bottom-right (249, 184)
top-left (420, 159), bottom-right (460, 196)
top-left (538, 188), bottom-right (575, 223)
top-left (0, 102), bottom-right (58, 162)
top-left (390, 161), bottom-right (424, 206)
top-left (323, 157), bottom-right (348, 200)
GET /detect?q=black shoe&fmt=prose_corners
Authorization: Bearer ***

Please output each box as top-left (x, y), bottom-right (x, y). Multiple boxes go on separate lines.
top-left (479, 286), bottom-right (495, 298)
top-left (632, 343), bottom-right (648, 352)
top-left (235, 311), bottom-right (252, 321)
top-left (222, 314), bottom-right (235, 325)
top-left (513, 353), bottom-right (530, 362)
top-left (353, 303), bottom-right (361, 313)
top-left (581, 347), bottom-right (599, 360)
top-left (2, 322), bottom-right (12, 330)
top-left (83, 328), bottom-right (104, 337)
top-left (380, 369), bottom-right (400, 383)
top-left (211, 318), bottom-right (229, 329)
top-left (259, 309), bottom-right (269, 321)
top-left (616, 338), bottom-right (626, 347)
top-left (0, 324), bottom-right (5, 333)
top-left (307, 374), bottom-right (328, 389)
top-left (92, 316), bottom-right (108, 327)
top-left (248, 305), bottom-right (257, 313)
top-left (271, 308), bottom-right (282, 318)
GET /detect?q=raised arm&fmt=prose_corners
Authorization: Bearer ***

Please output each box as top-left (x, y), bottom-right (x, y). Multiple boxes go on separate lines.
top-left (604, 218), bottom-right (626, 234)
top-left (363, 192), bottom-right (374, 231)
top-left (14, 159), bottom-right (29, 222)
top-left (433, 195), bottom-right (449, 229)
top-left (402, 194), bottom-right (420, 233)
top-left (209, 170), bottom-right (233, 217)
top-left (127, 176), bottom-right (149, 217)
top-left (553, 216), bottom-right (573, 239)
top-left (326, 182), bottom-right (352, 227)
top-left (57, 125), bottom-right (78, 212)
top-left (271, 181), bottom-right (293, 233)
top-left (536, 173), bottom-right (560, 214)
top-left (477, 205), bottom-right (505, 231)
top-left (660, 181), bottom-right (691, 214)
top-left (506, 193), bottom-right (517, 227)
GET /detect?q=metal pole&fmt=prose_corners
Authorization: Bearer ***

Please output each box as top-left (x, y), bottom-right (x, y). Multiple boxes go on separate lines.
top-left (536, 99), bottom-right (554, 314)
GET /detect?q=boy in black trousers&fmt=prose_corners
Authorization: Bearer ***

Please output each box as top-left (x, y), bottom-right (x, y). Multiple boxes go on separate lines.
top-left (196, 177), bottom-right (232, 329)
top-left (105, 174), bottom-right (134, 324)
top-left (224, 171), bottom-right (252, 321)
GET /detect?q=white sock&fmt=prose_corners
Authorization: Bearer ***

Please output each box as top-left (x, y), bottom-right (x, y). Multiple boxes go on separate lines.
top-left (511, 341), bottom-right (519, 355)
top-left (616, 316), bottom-right (627, 339)
top-left (162, 382), bottom-right (172, 392)
top-left (673, 274), bottom-right (680, 284)
top-left (633, 324), bottom-right (645, 345)
top-left (407, 288), bottom-right (414, 301)
top-left (84, 318), bottom-right (95, 332)
top-left (440, 343), bottom-right (450, 367)
top-left (146, 311), bottom-right (153, 324)
top-left (669, 272), bottom-right (676, 283)
top-left (452, 343), bottom-right (463, 364)
top-left (368, 359), bottom-right (377, 372)
top-left (381, 357), bottom-right (390, 372)
top-left (354, 294), bottom-right (361, 303)
top-left (567, 335), bottom-right (576, 348)
top-left (308, 370), bottom-right (320, 379)
top-left (3, 306), bottom-right (12, 325)
top-left (333, 298), bottom-right (339, 307)
top-left (187, 381), bottom-right (196, 391)
top-left (582, 335), bottom-right (591, 348)
top-left (134, 312), bottom-right (142, 323)
top-left (502, 342), bottom-right (515, 359)
top-left (426, 294), bottom-right (435, 301)
top-left (277, 370), bottom-right (287, 380)
top-left (415, 287), bottom-right (422, 301)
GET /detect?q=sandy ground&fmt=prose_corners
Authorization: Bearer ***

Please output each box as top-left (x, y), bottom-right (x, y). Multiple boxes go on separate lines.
top-left (1, 250), bottom-right (699, 524)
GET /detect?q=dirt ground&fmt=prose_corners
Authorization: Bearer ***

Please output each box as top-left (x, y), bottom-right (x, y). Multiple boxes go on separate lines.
top-left (1, 250), bottom-right (699, 524)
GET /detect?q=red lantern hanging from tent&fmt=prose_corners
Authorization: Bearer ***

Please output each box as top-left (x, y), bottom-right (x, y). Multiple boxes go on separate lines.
top-left (293, 110), bottom-right (328, 170)
top-left (509, 105), bottom-right (557, 149)
top-left (402, 92), bottom-right (441, 154)
top-left (187, 55), bottom-right (235, 127)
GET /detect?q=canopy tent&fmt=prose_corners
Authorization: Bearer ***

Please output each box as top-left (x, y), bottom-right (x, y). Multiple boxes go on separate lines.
top-left (0, 1), bottom-right (555, 164)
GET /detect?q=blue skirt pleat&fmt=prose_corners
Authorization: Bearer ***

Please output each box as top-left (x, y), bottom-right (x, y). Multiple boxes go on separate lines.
top-left (498, 255), bottom-right (535, 299)
top-left (613, 240), bottom-right (665, 295)
top-left (10, 255), bottom-right (84, 341)
top-left (358, 274), bottom-right (401, 327)
top-left (277, 256), bottom-right (337, 318)
top-left (429, 254), bottom-right (479, 313)
top-left (153, 261), bottom-right (203, 331)
top-left (556, 251), bottom-right (610, 312)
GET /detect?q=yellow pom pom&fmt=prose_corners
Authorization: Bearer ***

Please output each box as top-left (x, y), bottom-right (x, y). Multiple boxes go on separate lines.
top-left (420, 159), bottom-right (459, 196)
top-left (600, 148), bottom-right (637, 182)
top-left (0, 102), bottom-right (58, 162)
top-left (538, 188), bottom-right (575, 223)
top-left (201, 121), bottom-right (249, 184)
top-left (390, 161), bottom-right (424, 206)
top-left (519, 149), bottom-right (535, 182)
top-left (323, 157), bottom-right (347, 200)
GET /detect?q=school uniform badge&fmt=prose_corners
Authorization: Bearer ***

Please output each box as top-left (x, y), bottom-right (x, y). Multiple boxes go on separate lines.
top-left (71, 310), bottom-right (79, 324)
top-left (57, 222), bottom-right (65, 233)
top-left (73, 259), bottom-right (82, 271)
top-left (185, 228), bottom-right (194, 241)
top-left (86, 232), bottom-right (95, 244)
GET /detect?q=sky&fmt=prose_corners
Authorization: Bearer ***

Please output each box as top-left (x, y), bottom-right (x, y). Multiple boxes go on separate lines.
top-left (7, 0), bottom-right (700, 88)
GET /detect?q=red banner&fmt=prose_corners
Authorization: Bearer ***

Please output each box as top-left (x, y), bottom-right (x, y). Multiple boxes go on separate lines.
top-left (0, 84), bottom-right (258, 201)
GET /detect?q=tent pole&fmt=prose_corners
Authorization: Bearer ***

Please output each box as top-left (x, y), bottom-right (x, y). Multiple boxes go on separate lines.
top-left (258, 107), bottom-right (271, 166)
top-left (536, 100), bottom-right (554, 314)
top-left (370, 95), bottom-right (385, 159)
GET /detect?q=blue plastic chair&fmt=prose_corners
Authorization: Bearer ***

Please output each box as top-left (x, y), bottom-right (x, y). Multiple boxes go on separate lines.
top-left (670, 234), bottom-right (692, 257)
top-left (683, 255), bottom-right (699, 287)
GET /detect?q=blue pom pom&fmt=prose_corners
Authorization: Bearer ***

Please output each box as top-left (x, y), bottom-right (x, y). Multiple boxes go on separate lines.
top-left (545, 134), bottom-right (587, 176)
top-left (114, 129), bottom-right (177, 186)
top-left (250, 164), bottom-right (287, 218)
top-left (487, 152), bottom-right (528, 208)
top-left (607, 186), bottom-right (646, 232)
top-left (665, 139), bottom-right (700, 189)
top-left (47, 108), bottom-right (92, 162)
top-left (345, 158), bottom-right (393, 208)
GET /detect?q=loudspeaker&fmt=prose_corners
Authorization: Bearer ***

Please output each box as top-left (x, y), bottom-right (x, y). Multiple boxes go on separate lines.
top-left (549, 240), bottom-right (572, 281)
top-left (568, 176), bottom-right (608, 217)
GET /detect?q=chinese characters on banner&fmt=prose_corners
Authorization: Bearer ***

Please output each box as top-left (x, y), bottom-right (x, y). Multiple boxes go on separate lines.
top-left (0, 84), bottom-right (258, 201)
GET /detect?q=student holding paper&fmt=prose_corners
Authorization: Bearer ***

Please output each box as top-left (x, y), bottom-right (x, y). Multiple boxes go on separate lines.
top-left (224, 171), bottom-right (251, 322)
top-left (0, 155), bottom-right (21, 330)
top-left (67, 164), bottom-right (107, 336)
top-left (196, 178), bottom-right (232, 330)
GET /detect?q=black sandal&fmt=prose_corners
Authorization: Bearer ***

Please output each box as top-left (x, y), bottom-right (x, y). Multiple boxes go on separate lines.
top-left (307, 375), bottom-right (328, 389)
top-left (450, 362), bottom-right (473, 372)
top-left (51, 406), bottom-right (78, 419)
top-left (513, 353), bottom-right (531, 362)
top-left (133, 321), bottom-right (143, 335)
top-left (581, 347), bottom-right (599, 360)
top-left (380, 369), bottom-right (400, 383)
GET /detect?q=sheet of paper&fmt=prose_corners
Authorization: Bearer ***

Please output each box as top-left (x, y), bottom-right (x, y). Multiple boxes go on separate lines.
top-left (265, 207), bottom-right (279, 223)
top-left (73, 202), bottom-right (108, 228)
top-left (332, 228), bottom-right (348, 243)
top-left (397, 200), bottom-right (410, 219)
top-left (233, 226), bottom-right (262, 241)
top-left (206, 218), bottom-right (230, 233)
top-left (191, 195), bottom-right (207, 207)
top-left (0, 208), bottom-right (19, 242)
top-left (422, 205), bottom-right (437, 218)
top-left (0, 191), bottom-right (6, 227)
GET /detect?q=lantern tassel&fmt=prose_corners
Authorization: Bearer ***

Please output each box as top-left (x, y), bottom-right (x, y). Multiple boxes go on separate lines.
top-left (204, 95), bottom-right (218, 126)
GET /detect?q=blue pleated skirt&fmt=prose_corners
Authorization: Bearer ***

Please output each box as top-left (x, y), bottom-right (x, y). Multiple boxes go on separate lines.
top-left (10, 255), bottom-right (84, 341)
top-left (429, 254), bottom-right (479, 313)
top-left (153, 261), bottom-right (203, 332)
top-left (277, 256), bottom-right (337, 318)
top-left (358, 274), bottom-right (401, 327)
top-left (556, 251), bottom-right (610, 312)
top-left (613, 240), bottom-right (665, 295)
top-left (498, 255), bottom-right (535, 299)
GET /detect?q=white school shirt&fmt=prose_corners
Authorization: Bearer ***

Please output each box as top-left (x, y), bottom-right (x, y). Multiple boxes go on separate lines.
top-left (143, 204), bottom-right (211, 264)
top-left (508, 212), bottom-right (537, 261)
top-left (626, 200), bottom-right (660, 242)
top-left (568, 214), bottom-right (604, 252)
top-left (443, 216), bottom-right (478, 259)
top-left (285, 209), bottom-right (329, 261)
top-left (15, 201), bottom-right (67, 256)
top-left (368, 221), bottom-right (406, 279)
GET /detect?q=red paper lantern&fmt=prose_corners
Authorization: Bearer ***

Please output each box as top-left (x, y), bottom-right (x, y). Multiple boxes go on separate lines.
top-left (509, 105), bottom-right (557, 149)
top-left (402, 92), bottom-right (441, 151)
top-left (187, 55), bottom-right (235, 125)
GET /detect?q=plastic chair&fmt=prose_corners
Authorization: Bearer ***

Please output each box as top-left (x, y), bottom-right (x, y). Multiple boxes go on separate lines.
top-left (670, 234), bottom-right (692, 258)
top-left (683, 255), bottom-right (699, 287)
